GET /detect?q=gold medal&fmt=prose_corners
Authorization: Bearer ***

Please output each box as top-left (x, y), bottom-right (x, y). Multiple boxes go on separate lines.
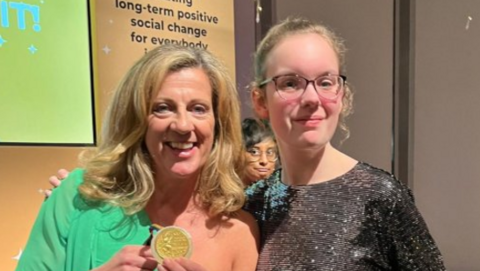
top-left (151, 225), bottom-right (193, 264)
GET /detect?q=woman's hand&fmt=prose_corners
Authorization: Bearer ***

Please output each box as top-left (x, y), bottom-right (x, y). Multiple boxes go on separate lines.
top-left (93, 251), bottom-right (208, 271)
top-left (44, 169), bottom-right (70, 197)
top-left (92, 245), bottom-right (158, 271)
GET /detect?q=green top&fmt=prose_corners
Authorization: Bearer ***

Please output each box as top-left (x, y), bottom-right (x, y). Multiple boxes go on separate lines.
top-left (15, 169), bottom-right (152, 271)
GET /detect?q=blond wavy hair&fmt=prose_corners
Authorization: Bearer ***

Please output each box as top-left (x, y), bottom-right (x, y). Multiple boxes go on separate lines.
top-left (79, 44), bottom-right (245, 216)
top-left (252, 17), bottom-right (354, 141)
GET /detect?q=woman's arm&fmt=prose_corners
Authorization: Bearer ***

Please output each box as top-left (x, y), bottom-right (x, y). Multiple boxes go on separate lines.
top-left (384, 180), bottom-right (446, 270)
top-left (16, 169), bottom-right (82, 270)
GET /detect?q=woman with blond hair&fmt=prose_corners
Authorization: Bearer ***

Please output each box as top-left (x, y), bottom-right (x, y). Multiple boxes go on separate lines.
top-left (17, 44), bottom-right (258, 271)
top-left (40, 17), bottom-right (446, 271)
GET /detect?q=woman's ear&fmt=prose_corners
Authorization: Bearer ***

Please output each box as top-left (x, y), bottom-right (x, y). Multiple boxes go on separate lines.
top-left (251, 88), bottom-right (269, 119)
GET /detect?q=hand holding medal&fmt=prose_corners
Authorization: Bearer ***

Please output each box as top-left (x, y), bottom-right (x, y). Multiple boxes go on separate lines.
top-left (146, 224), bottom-right (193, 264)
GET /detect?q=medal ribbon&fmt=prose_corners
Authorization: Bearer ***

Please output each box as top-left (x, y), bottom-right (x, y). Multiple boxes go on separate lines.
top-left (144, 223), bottom-right (163, 246)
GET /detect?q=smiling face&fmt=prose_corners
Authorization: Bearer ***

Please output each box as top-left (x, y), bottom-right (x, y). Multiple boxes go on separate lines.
top-left (243, 137), bottom-right (277, 185)
top-left (145, 68), bottom-right (215, 180)
top-left (254, 33), bottom-right (343, 151)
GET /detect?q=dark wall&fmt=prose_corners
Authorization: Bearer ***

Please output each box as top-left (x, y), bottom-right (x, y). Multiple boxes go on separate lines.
top-left (414, 1), bottom-right (480, 269)
top-left (234, 0), bottom-right (256, 118)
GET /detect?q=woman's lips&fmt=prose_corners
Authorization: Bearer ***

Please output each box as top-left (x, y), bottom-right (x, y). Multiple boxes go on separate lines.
top-left (295, 117), bottom-right (323, 126)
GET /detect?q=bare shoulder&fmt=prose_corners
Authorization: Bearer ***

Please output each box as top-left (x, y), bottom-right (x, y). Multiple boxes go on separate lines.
top-left (223, 210), bottom-right (259, 271)
top-left (231, 210), bottom-right (258, 229)
top-left (222, 210), bottom-right (259, 243)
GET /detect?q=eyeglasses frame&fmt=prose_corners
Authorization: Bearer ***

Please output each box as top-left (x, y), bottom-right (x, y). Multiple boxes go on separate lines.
top-left (258, 73), bottom-right (347, 100)
top-left (246, 148), bottom-right (278, 163)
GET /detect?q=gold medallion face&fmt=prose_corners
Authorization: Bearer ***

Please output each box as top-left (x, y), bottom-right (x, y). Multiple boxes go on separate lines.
top-left (151, 226), bottom-right (193, 263)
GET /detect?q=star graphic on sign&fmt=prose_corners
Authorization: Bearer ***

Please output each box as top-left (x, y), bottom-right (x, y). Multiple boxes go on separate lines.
top-left (12, 249), bottom-right (22, 261)
top-left (28, 44), bottom-right (38, 54)
top-left (102, 45), bottom-right (111, 54)
top-left (0, 35), bottom-right (6, 47)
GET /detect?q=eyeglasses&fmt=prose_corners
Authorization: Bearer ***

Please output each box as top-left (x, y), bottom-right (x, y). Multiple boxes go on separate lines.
top-left (246, 148), bottom-right (278, 162)
top-left (259, 74), bottom-right (347, 100)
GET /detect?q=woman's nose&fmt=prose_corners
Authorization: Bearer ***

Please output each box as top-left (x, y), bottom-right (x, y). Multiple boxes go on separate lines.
top-left (258, 152), bottom-right (269, 165)
top-left (170, 113), bottom-right (194, 134)
top-left (300, 83), bottom-right (321, 108)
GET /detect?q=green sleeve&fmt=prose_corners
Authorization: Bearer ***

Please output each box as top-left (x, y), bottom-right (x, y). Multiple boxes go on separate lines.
top-left (15, 169), bottom-right (85, 271)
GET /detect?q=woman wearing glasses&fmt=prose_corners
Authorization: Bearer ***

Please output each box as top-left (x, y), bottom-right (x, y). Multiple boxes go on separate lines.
top-left (245, 17), bottom-right (446, 270)
top-left (42, 17), bottom-right (446, 270)
top-left (241, 118), bottom-right (278, 186)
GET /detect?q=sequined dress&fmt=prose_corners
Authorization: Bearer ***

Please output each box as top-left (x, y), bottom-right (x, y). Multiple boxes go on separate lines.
top-left (244, 162), bottom-right (446, 271)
